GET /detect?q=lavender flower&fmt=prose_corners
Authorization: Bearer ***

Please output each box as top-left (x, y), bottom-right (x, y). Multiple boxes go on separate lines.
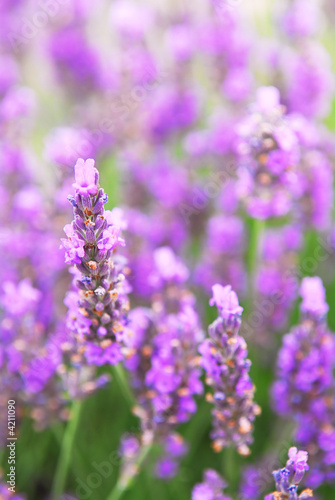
top-left (240, 458), bottom-right (273, 500)
top-left (192, 469), bottom-right (232, 500)
top-left (273, 277), bottom-right (335, 487)
top-left (252, 224), bottom-right (302, 347)
top-left (0, 130), bottom-right (83, 434)
top-left (199, 284), bottom-right (260, 455)
top-left (48, 23), bottom-right (104, 96)
top-left (123, 247), bottom-right (203, 477)
top-left (280, 0), bottom-right (321, 38)
top-left (235, 86), bottom-right (301, 220)
top-left (0, 474), bottom-right (25, 500)
top-left (62, 158), bottom-right (130, 366)
top-left (283, 42), bottom-right (333, 120)
top-left (264, 447), bottom-right (313, 500)
top-left (273, 277), bottom-right (334, 416)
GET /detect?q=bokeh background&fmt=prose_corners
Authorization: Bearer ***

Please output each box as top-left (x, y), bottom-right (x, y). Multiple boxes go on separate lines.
top-left (1, 0), bottom-right (335, 499)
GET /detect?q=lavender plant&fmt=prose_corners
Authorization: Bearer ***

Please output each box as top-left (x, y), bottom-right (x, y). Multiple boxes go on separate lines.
top-left (119, 247), bottom-right (203, 481)
top-left (62, 158), bottom-right (130, 366)
top-left (1, 0), bottom-right (335, 499)
top-left (273, 277), bottom-right (335, 487)
top-left (199, 284), bottom-right (261, 455)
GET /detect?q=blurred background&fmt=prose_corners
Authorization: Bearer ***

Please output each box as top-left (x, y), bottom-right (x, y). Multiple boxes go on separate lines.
top-left (1, 0), bottom-right (335, 499)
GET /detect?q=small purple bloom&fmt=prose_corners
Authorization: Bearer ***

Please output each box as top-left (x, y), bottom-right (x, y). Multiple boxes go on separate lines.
top-left (300, 277), bottom-right (329, 318)
top-left (192, 469), bottom-right (232, 500)
top-left (209, 284), bottom-right (243, 320)
top-left (73, 158), bottom-right (99, 196)
top-left (154, 458), bottom-right (178, 479)
top-left (97, 226), bottom-right (125, 251)
top-left (264, 447), bottom-right (313, 500)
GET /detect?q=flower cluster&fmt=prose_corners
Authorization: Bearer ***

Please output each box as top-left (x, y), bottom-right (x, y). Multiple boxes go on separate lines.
top-left (264, 447), bottom-right (313, 500)
top-left (253, 224), bottom-right (302, 346)
top-left (235, 86), bottom-right (301, 220)
top-left (273, 277), bottom-right (335, 486)
top-left (275, 0), bottom-right (334, 119)
top-left (123, 247), bottom-right (203, 477)
top-left (199, 284), bottom-right (260, 455)
top-left (62, 158), bottom-right (130, 365)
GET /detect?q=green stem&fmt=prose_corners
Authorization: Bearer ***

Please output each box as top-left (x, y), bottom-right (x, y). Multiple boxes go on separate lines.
top-left (222, 446), bottom-right (236, 490)
top-left (264, 419), bottom-right (296, 457)
top-left (106, 445), bottom-right (151, 500)
top-left (112, 363), bottom-right (135, 407)
top-left (51, 399), bottom-right (82, 500)
top-left (184, 401), bottom-right (210, 452)
top-left (247, 218), bottom-right (265, 313)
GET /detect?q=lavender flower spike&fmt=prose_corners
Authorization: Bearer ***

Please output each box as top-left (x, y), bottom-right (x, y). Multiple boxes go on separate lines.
top-left (272, 277), bottom-right (335, 486)
top-left (199, 284), bottom-right (260, 455)
top-left (192, 469), bottom-right (232, 500)
top-left (61, 158), bottom-right (130, 366)
top-left (265, 447), bottom-right (313, 500)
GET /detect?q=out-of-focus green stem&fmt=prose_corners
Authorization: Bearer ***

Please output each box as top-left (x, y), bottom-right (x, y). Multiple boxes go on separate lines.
top-left (222, 446), bottom-right (236, 491)
top-left (112, 363), bottom-right (135, 407)
top-left (106, 445), bottom-right (151, 500)
top-left (51, 399), bottom-right (82, 500)
top-left (247, 218), bottom-right (265, 312)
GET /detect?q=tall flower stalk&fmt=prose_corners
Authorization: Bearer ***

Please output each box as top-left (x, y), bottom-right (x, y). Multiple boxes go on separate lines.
top-left (109, 247), bottom-right (204, 499)
top-left (199, 284), bottom-right (261, 456)
top-left (61, 158), bottom-right (130, 366)
top-left (53, 158), bottom-right (131, 499)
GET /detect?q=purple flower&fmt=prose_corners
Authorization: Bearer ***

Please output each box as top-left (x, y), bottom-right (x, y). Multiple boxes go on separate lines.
top-left (209, 284), bottom-right (243, 320)
top-left (120, 434), bottom-right (141, 459)
top-left (44, 127), bottom-right (97, 169)
top-left (192, 469), bottom-right (232, 500)
top-left (281, 0), bottom-right (321, 38)
top-left (2, 279), bottom-right (41, 317)
top-left (235, 86), bottom-right (314, 220)
top-left (110, 1), bottom-right (154, 39)
top-left (239, 459), bottom-right (273, 500)
top-left (48, 25), bottom-right (104, 94)
top-left (273, 277), bottom-right (335, 487)
top-left (256, 86), bottom-right (280, 112)
top-left (300, 277), bottom-right (329, 318)
top-left (288, 447), bottom-right (309, 483)
top-left (252, 224), bottom-right (302, 345)
top-left (72, 158), bottom-right (99, 196)
top-left (195, 215), bottom-right (246, 297)
top-left (199, 284), bottom-right (260, 455)
top-left (264, 447), bottom-right (313, 500)
top-left (0, 473), bottom-right (25, 499)
top-left (193, 483), bottom-right (215, 500)
top-left (124, 248), bottom-right (203, 477)
top-left (284, 42), bottom-right (334, 119)
top-left (61, 224), bottom-right (86, 265)
top-left (63, 158), bottom-right (130, 366)
top-left (154, 458), bottom-right (178, 479)
top-left (97, 226), bottom-right (125, 251)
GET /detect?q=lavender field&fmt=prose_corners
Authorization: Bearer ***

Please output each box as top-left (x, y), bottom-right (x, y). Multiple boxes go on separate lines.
top-left (1, 1), bottom-right (335, 499)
